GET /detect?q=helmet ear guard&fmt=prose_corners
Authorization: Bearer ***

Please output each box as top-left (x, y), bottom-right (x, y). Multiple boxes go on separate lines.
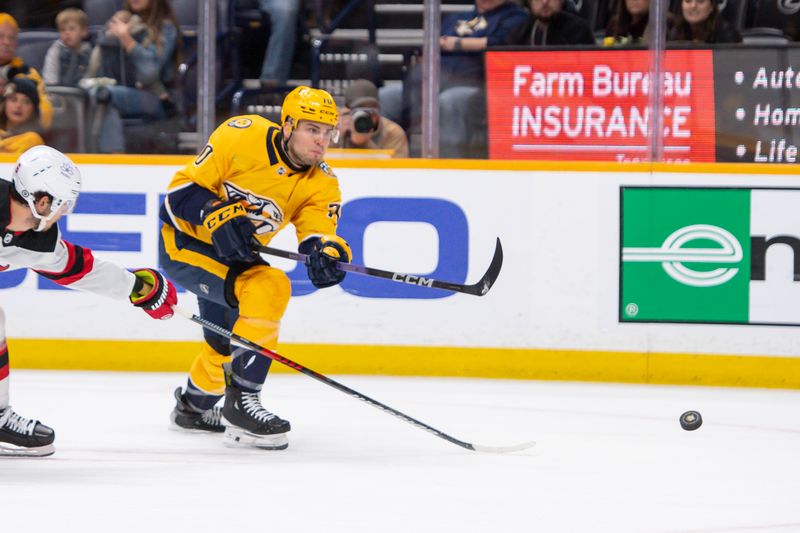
top-left (12, 146), bottom-right (82, 232)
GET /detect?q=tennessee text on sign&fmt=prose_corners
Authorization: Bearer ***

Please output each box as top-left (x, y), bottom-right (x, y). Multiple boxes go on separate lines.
top-left (620, 187), bottom-right (800, 325)
top-left (486, 50), bottom-right (716, 162)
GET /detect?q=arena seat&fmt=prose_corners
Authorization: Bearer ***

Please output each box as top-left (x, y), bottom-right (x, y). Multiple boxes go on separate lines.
top-left (83, 0), bottom-right (124, 31)
top-left (744, 0), bottom-right (800, 41)
top-left (15, 30), bottom-right (60, 73)
top-left (719, 0), bottom-right (748, 33)
top-left (46, 86), bottom-right (89, 153)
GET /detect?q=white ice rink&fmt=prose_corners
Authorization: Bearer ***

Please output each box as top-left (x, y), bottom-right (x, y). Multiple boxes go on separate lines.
top-left (2, 369), bottom-right (800, 532)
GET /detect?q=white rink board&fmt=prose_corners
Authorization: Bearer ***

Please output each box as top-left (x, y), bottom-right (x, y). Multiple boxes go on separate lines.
top-left (2, 162), bottom-right (800, 358)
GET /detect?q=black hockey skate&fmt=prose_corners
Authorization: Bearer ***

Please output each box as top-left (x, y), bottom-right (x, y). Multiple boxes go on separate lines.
top-left (170, 388), bottom-right (225, 433)
top-left (221, 363), bottom-right (290, 450)
top-left (0, 407), bottom-right (55, 457)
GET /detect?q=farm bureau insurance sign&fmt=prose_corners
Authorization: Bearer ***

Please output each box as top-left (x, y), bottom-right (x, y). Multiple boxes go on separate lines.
top-left (486, 49), bottom-right (717, 162)
top-left (620, 187), bottom-right (800, 325)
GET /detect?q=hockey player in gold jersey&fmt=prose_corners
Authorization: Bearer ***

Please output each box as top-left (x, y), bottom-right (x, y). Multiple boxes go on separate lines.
top-left (159, 86), bottom-right (351, 450)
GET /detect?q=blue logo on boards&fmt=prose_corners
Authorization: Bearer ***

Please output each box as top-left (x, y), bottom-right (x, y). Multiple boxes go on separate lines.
top-left (0, 196), bottom-right (469, 299)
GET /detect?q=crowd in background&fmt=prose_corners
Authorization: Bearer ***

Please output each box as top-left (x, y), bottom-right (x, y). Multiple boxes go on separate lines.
top-left (0, 0), bottom-right (796, 157)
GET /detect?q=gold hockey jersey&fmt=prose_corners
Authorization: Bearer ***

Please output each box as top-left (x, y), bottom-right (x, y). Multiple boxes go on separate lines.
top-left (163, 115), bottom-right (342, 247)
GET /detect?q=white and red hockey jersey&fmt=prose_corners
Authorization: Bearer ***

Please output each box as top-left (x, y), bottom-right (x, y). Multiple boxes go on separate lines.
top-left (0, 180), bottom-right (135, 301)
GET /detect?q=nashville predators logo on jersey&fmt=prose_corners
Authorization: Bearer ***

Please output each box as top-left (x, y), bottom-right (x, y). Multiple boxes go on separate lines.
top-left (223, 182), bottom-right (283, 235)
top-left (318, 161), bottom-right (336, 177)
top-left (227, 118), bottom-right (253, 129)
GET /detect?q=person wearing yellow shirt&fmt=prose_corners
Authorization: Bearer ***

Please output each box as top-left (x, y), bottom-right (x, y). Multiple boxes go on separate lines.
top-left (0, 78), bottom-right (44, 154)
top-left (160, 86), bottom-right (351, 451)
top-left (0, 13), bottom-right (53, 131)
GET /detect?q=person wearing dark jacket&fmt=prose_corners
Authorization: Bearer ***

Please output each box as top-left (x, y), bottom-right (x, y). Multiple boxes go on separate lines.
top-left (668, 0), bottom-right (742, 43)
top-left (378, 0), bottom-right (528, 157)
top-left (508, 0), bottom-right (596, 46)
top-left (604, 0), bottom-right (651, 45)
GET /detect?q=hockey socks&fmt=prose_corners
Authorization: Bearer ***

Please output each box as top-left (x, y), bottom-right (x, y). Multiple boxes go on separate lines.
top-left (229, 347), bottom-right (271, 392)
top-left (0, 341), bottom-right (8, 407)
top-left (183, 378), bottom-right (223, 412)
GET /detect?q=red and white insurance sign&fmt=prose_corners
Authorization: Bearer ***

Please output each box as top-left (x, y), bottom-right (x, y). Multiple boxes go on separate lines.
top-left (485, 49), bottom-right (716, 162)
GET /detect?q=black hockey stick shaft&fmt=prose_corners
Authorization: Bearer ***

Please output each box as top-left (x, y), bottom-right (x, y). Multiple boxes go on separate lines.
top-left (253, 238), bottom-right (504, 296)
top-left (173, 306), bottom-right (533, 454)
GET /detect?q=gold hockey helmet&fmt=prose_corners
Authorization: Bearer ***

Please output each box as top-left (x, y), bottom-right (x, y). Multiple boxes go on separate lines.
top-left (281, 86), bottom-right (339, 129)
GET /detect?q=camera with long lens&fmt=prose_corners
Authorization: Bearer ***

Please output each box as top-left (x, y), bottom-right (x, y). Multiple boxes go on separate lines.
top-left (350, 107), bottom-right (380, 133)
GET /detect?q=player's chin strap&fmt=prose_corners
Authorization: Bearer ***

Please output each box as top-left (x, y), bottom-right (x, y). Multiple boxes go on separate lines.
top-left (31, 202), bottom-right (69, 232)
top-left (33, 218), bottom-right (49, 232)
top-left (278, 126), bottom-right (311, 171)
top-left (171, 304), bottom-right (535, 454)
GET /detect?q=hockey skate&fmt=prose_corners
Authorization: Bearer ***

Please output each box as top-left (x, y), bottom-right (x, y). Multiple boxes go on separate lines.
top-left (170, 388), bottom-right (225, 433)
top-left (221, 364), bottom-right (290, 450)
top-left (0, 407), bottom-right (55, 457)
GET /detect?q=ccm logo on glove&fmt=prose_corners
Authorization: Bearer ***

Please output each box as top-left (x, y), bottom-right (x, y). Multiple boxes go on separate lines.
top-left (204, 201), bottom-right (245, 229)
top-left (202, 199), bottom-right (257, 262)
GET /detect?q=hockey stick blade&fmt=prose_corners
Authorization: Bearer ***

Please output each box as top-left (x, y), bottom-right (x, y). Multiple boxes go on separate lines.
top-left (173, 305), bottom-right (533, 453)
top-left (253, 238), bottom-right (504, 297)
top-left (471, 441), bottom-right (537, 454)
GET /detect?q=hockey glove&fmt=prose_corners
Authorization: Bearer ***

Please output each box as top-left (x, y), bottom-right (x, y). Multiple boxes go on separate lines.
top-left (300, 235), bottom-right (352, 288)
top-left (202, 199), bottom-right (257, 263)
top-left (130, 269), bottom-right (177, 320)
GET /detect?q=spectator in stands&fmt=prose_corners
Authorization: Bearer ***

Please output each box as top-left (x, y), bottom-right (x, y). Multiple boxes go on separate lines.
top-left (0, 13), bottom-right (54, 130)
top-left (379, 0), bottom-right (528, 158)
top-left (43, 8), bottom-right (91, 87)
top-left (0, 77), bottom-right (45, 154)
top-left (507, 0), bottom-right (596, 46)
top-left (331, 79), bottom-right (409, 157)
top-left (603, 0), bottom-right (656, 45)
top-left (668, 0), bottom-right (742, 43)
top-left (235, 0), bottom-right (301, 86)
top-left (84, 0), bottom-right (180, 153)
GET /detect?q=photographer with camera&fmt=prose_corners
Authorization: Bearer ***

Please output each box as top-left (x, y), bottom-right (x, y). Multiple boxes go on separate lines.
top-left (332, 79), bottom-right (408, 158)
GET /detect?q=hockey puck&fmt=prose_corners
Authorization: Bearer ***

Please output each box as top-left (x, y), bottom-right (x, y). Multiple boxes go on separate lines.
top-left (679, 410), bottom-right (702, 431)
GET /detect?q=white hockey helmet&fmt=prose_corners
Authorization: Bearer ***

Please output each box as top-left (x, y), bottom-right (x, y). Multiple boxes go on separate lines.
top-left (12, 146), bottom-right (82, 232)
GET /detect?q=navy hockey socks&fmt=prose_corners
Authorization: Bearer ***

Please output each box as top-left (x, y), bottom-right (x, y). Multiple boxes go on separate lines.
top-left (230, 348), bottom-right (272, 393)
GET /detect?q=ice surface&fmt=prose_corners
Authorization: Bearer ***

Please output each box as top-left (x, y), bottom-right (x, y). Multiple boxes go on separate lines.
top-left (2, 370), bottom-right (799, 532)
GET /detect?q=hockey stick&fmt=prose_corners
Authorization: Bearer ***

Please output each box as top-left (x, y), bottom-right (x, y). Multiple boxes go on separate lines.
top-left (252, 238), bottom-right (504, 297)
top-left (173, 305), bottom-right (534, 454)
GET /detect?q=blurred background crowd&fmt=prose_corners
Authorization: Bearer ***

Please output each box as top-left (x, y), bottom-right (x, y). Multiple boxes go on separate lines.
top-left (0, 0), bottom-right (798, 158)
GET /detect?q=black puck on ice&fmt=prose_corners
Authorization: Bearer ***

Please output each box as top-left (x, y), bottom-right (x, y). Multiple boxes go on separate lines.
top-left (679, 410), bottom-right (702, 431)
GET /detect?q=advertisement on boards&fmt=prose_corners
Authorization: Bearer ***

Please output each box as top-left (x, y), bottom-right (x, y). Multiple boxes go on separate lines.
top-left (485, 49), bottom-right (717, 162)
top-left (712, 47), bottom-right (800, 163)
top-left (486, 47), bottom-right (800, 163)
top-left (0, 165), bottom-right (524, 346)
top-left (620, 187), bottom-right (800, 325)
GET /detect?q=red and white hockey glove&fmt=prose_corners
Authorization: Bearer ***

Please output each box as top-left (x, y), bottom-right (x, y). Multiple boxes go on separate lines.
top-left (129, 269), bottom-right (177, 320)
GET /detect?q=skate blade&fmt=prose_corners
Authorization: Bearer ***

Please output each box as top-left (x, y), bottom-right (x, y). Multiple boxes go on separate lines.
top-left (168, 413), bottom-right (225, 434)
top-left (168, 421), bottom-right (224, 434)
top-left (0, 443), bottom-right (55, 457)
top-left (223, 426), bottom-right (289, 450)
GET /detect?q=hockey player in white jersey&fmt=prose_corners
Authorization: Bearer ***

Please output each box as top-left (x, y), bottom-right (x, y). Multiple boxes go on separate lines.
top-left (0, 146), bottom-right (178, 457)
